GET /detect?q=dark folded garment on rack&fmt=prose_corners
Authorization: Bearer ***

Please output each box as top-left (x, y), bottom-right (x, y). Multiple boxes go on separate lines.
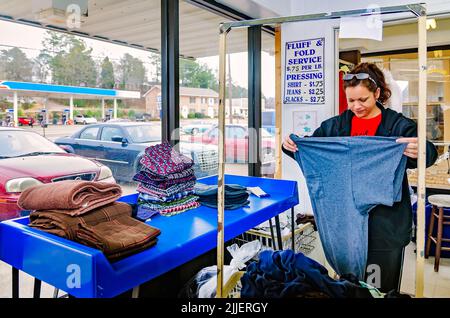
top-left (29, 201), bottom-right (161, 261)
top-left (194, 183), bottom-right (250, 210)
top-left (133, 171), bottom-right (196, 189)
top-left (140, 141), bottom-right (194, 177)
top-left (140, 167), bottom-right (195, 181)
top-left (241, 250), bottom-right (373, 298)
top-left (18, 180), bottom-right (122, 216)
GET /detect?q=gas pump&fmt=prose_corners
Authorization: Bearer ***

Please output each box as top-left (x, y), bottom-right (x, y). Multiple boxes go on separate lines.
top-left (4, 109), bottom-right (14, 127)
top-left (39, 109), bottom-right (48, 128)
top-left (62, 109), bottom-right (70, 125)
top-left (105, 109), bottom-right (113, 122)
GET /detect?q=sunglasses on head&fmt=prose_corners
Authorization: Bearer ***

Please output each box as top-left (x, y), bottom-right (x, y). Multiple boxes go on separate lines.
top-left (343, 73), bottom-right (377, 87)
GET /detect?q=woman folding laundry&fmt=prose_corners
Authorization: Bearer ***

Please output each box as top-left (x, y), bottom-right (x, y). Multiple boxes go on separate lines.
top-left (282, 62), bottom-right (438, 293)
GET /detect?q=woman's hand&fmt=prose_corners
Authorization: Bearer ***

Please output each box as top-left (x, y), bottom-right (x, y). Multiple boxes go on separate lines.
top-left (396, 137), bottom-right (418, 159)
top-left (283, 135), bottom-right (298, 152)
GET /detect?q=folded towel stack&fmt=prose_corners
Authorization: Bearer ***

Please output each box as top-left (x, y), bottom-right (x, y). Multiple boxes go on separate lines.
top-left (134, 142), bottom-right (200, 219)
top-left (19, 180), bottom-right (161, 261)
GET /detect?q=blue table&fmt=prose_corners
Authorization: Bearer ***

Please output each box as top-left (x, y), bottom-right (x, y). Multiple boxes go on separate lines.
top-left (0, 175), bottom-right (298, 298)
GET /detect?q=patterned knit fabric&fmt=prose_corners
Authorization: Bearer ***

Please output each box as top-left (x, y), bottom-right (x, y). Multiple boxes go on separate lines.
top-left (140, 167), bottom-right (195, 181)
top-left (135, 142), bottom-right (200, 218)
top-left (138, 190), bottom-right (195, 203)
top-left (133, 172), bottom-right (196, 189)
top-left (159, 202), bottom-right (200, 217)
top-left (139, 201), bottom-right (200, 217)
top-left (140, 142), bottom-right (194, 177)
top-left (137, 181), bottom-right (196, 198)
top-left (138, 195), bottom-right (199, 211)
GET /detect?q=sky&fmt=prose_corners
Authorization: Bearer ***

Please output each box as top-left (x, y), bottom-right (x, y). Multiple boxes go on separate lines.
top-left (0, 20), bottom-right (275, 98)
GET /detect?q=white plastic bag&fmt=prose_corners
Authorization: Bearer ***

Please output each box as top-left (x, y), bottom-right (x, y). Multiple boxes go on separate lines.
top-left (197, 240), bottom-right (262, 298)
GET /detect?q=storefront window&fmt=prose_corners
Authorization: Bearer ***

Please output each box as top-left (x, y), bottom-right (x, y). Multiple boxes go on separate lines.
top-left (362, 50), bottom-right (450, 190)
top-left (178, 0), bottom-right (276, 179)
top-left (0, 0), bottom-right (163, 193)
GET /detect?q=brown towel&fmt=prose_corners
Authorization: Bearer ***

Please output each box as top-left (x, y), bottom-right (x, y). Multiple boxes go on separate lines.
top-left (29, 202), bottom-right (161, 261)
top-left (19, 180), bottom-right (122, 216)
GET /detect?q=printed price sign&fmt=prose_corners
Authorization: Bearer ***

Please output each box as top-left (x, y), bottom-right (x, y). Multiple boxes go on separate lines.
top-left (284, 38), bottom-right (325, 105)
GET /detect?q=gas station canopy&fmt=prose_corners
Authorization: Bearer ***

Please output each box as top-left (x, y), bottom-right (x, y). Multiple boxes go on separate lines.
top-left (0, 81), bottom-right (141, 100)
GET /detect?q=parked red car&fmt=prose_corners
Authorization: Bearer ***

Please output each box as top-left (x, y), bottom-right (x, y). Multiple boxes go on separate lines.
top-left (18, 117), bottom-right (35, 127)
top-left (0, 128), bottom-right (116, 221)
top-left (181, 124), bottom-right (275, 164)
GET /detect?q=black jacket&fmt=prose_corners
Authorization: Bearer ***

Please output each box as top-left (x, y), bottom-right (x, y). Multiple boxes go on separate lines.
top-left (282, 102), bottom-right (438, 249)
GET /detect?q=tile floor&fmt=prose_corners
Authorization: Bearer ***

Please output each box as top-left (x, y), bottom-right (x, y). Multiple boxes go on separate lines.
top-left (0, 233), bottom-right (449, 298)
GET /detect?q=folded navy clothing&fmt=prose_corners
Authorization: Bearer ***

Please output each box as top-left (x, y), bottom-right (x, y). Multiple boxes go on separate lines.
top-left (194, 183), bottom-right (250, 210)
top-left (241, 250), bottom-right (373, 298)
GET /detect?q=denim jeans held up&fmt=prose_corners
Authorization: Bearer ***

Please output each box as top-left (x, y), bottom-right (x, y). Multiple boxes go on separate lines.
top-left (290, 135), bottom-right (407, 280)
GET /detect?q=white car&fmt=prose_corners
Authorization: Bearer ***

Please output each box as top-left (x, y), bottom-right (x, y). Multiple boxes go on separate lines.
top-left (74, 115), bottom-right (97, 125)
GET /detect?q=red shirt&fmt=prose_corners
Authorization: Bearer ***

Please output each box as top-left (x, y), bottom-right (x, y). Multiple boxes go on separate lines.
top-left (351, 113), bottom-right (382, 137)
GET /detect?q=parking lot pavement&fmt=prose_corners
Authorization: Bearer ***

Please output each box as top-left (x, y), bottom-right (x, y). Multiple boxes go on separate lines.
top-left (22, 124), bottom-right (82, 141)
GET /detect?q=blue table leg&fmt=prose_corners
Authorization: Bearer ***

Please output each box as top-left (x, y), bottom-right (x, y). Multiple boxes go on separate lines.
top-left (274, 215), bottom-right (283, 250)
top-left (33, 279), bottom-right (41, 298)
top-left (291, 208), bottom-right (295, 252)
top-left (12, 267), bottom-right (19, 298)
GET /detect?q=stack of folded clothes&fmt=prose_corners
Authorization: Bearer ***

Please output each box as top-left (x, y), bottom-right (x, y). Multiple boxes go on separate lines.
top-left (194, 183), bottom-right (250, 210)
top-left (134, 142), bottom-right (200, 219)
top-left (18, 180), bottom-right (161, 262)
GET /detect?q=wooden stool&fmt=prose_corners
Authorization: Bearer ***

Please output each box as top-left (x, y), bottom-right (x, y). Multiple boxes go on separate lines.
top-left (425, 195), bottom-right (450, 272)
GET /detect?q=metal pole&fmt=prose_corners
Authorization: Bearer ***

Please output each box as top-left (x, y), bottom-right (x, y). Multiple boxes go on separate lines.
top-left (161, 0), bottom-right (180, 146)
top-left (101, 98), bottom-right (105, 120)
top-left (69, 96), bottom-right (74, 121)
top-left (13, 92), bottom-right (18, 127)
top-left (114, 99), bottom-right (118, 119)
top-left (248, 25), bottom-right (262, 177)
top-left (12, 267), bottom-right (18, 298)
top-left (132, 286), bottom-right (140, 298)
top-left (33, 279), bottom-right (41, 298)
top-left (274, 26), bottom-right (283, 180)
top-left (216, 29), bottom-right (228, 299)
top-left (416, 11), bottom-right (427, 298)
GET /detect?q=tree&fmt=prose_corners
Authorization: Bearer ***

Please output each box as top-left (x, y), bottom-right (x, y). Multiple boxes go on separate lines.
top-left (39, 31), bottom-right (97, 87)
top-left (34, 53), bottom-right (51, 83)
top-left (179, 58), bottom-right (218, 90)
top-left (53, 39), bottom-right (97, 86)
top-left (100, 57), bottom-right (115, 89)
top-left (0, 47), bottom-right (33, 81)
top-left (118, 53), bottom-right (147, 90)
top-left (149, 53), bottom-right (161, 83)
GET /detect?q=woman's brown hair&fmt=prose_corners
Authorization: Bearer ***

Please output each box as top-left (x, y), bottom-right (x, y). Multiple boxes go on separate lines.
top-left (343, 62), bottom-right (392, 104)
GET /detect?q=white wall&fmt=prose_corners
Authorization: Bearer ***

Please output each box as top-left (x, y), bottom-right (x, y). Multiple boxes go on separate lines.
top-left (281, 20), bottom-right (337, 215)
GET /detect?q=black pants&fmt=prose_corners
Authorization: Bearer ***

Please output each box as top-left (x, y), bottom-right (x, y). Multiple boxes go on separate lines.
top-left (364, 247), bottom-right (405, 293)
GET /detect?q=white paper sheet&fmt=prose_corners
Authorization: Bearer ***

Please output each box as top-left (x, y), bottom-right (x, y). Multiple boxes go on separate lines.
top-left (339, 15), bottom-right (383, 41)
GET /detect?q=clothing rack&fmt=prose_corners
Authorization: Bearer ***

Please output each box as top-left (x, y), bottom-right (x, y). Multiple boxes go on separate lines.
top-left (217, 3), bottom-right (428, 298)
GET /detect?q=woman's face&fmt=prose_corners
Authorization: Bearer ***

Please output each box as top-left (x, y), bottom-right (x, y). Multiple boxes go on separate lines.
top-left (345, 84), bottom-right (380, 118)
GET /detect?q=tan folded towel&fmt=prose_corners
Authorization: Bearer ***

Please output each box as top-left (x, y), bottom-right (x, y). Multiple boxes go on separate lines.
top-left (29, 201), bottom-right (161, 261)
top-left (18, 180), bottom-right (122, 216)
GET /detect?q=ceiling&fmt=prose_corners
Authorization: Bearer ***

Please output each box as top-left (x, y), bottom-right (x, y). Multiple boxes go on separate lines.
top-left (0, 0), bottom-right (275, 58)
